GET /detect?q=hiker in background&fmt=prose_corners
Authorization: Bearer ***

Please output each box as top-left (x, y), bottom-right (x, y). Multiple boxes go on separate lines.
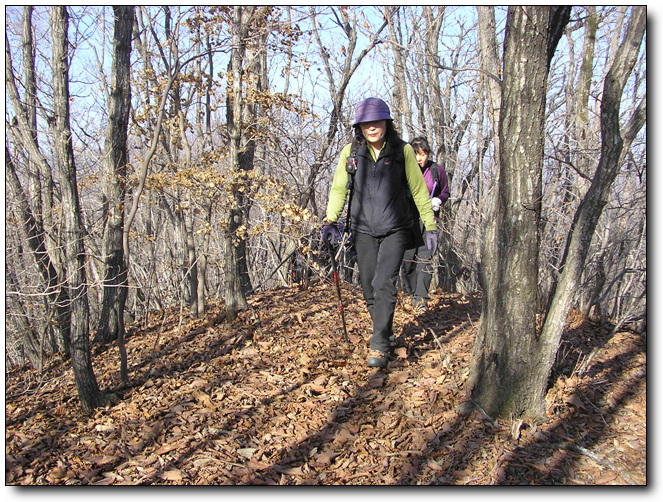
top-left (401, 136), bottom-right (450, 312)
top-left (321, 98), bottom-right (437, 369)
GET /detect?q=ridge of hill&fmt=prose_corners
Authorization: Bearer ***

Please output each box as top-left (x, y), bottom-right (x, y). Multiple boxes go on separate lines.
top-left (5, 280), bottom-right (646, 485)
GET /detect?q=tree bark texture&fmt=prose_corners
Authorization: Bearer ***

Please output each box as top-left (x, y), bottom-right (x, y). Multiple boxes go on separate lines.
top-left (51, 6), bottom-right (104, 413)
top-left (387, 7), bottom-right (413, 139)
top-left (97, 6), bottom-right (135, 343)
top-left (21, 7), bottom-right (46, 228)
top-left (469, 6), bottom-right (570, 419)
top-left (223, 6), bottom-right (253, 320)
top-left (236, 7), bottom-right (273, 297)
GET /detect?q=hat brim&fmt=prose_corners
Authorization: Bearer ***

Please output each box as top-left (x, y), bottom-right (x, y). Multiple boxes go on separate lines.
top-left (352, 115), bottom-right (393, 126)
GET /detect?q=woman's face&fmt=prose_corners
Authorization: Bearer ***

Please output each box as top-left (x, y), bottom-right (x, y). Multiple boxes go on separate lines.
top-left (360, 120), bottom-right (387, 148)
top-left (414, 148), bottom-right (430, 168)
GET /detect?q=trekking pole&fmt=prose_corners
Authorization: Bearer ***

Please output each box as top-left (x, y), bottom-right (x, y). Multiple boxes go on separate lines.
top-left (325, 240), bottom-right (351, 351)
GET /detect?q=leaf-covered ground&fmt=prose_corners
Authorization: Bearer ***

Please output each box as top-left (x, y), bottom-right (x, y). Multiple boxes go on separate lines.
top-left (5, 280), bottom-right (646, 485)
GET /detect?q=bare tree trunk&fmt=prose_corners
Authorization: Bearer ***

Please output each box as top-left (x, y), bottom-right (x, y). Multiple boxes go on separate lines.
top-left (475, 6), bottom-right (503, 326)
top-left (387, 7), bottom-right (414, 139)
top-left (51, 6), bottom-right (104, 413)
top-left (223, 6), bottom-right (253, 320)
top-left (5, 263), bottom-right (42, 368)
top-left (21, 7), bottom-right (43, 228)
top-left (468, 6), bottom-right (571, 419)
top-left (537, 7), bottom-right (646, 399)
top-left (576, 6), bottom-right (598, 180)
top-left (422, 6), bottom-right (446, 160)
top-left (236, 6), bottom-right (273, 297)
top-left (477, 6), bottom-right (502, 156)
top-left (20, 6), bottom-right (63, 281)
top-left (97, 6), bottom-right (135, 344)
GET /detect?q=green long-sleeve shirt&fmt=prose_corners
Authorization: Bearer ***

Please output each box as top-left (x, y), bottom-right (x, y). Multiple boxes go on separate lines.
top-left (325, 142), bottom-right (437, 232)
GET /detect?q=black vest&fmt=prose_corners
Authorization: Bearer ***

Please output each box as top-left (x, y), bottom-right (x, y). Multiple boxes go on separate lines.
top-left (350, 140), bottom-right (413, 237)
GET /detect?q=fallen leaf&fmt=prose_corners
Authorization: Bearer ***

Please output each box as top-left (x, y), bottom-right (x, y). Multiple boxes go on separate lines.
top-left (45, 467), bottom-right (67, 483)
top-left (333, 427), bottom-right (354, 445)
top-left (388, 371), bottom-right (409, 385)
top-left (527, 461), bottom-right (550, 474)
top-left (153, 438), bottom-right (188, 456)
top-left (313, 450), bottom-right (341, 467)
top-left (564, 395), bottom-right (586, 410)
top-left (511, 419), bottom-right (525, 440)
top-left (367, 375), bottom-right (385, 388)
top-left (275, 466), bottom-right (304, 476)
top-left (594, 471), bottom-right (619, 484)
top-left (160, 469), bottom-right (184, 482)
top-left (237, 448), bottom-right (257, 459)
top-left (192, 390), bottom-right (217, 411)
top-left (427, 460), bottom-right (444, 471)
top-left (89, 455), bottom-right (118, 466)
top-left (95, 424), bottom-right (116, 433)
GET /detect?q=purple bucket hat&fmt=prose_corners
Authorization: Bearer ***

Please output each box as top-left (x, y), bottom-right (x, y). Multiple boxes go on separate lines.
top-left (352, 97), bottom-right (392, 126)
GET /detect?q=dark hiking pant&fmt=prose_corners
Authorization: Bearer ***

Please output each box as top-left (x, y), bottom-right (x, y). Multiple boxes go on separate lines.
top-left (401, 220), bottom-right (434, 306)
top-left (354, 228), bottom-right (411, 354)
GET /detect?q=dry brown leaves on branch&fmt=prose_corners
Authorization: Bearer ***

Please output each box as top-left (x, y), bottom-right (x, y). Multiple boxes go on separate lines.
top-left (5, 281), bottom-right (646, 485)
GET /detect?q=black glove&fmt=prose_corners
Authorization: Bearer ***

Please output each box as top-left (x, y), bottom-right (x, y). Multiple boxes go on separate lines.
top-left (425, 230), bottom-right (438, 254)
top-left (321, 223), bottom-right (340, 245)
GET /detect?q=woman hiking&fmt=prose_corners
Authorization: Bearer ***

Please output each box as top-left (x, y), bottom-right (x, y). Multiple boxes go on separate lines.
top-left (321, 97), bottom-right (437, 368)
top-left (401, 136), bottom-right (450, 312)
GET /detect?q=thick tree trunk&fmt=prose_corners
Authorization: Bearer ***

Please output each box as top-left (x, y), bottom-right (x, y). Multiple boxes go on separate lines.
top-left (469, 6), bottom-right (570, 419)
top-left (422, 6), bottom-right (446, 160)
top-left (183, 204), bottom-right (202, 318)
top-left (51, 6), bottom-right (104, 413)
top-left (474, 7), bottom-right (504, 314)
top-left (235, 8), bottom-right (272, 297)
top-left (223, 6), bottom-right (252, 320)
top-left (97, 6), bottom-right (135, 343)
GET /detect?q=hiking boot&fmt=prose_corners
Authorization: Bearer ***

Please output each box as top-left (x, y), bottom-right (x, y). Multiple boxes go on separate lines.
top-left (367, 350), bottom-right (388, 368)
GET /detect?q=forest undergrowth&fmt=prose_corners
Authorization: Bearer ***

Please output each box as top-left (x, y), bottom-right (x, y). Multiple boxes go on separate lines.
top-left (5, 280), bottom-right (646, 485)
